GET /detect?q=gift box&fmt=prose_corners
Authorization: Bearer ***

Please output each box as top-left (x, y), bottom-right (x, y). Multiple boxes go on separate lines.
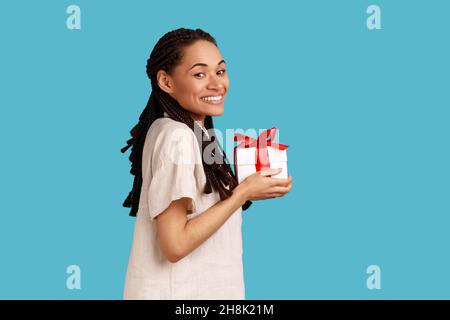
top-left (233, 128), bottom-right (289, 183)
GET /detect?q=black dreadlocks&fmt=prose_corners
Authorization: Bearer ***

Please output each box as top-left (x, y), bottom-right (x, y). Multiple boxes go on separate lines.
top-left (120, 28), bottom-right (252, 217)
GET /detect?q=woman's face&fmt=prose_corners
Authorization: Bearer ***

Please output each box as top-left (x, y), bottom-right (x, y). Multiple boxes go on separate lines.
top-left (157, 40), bottom-right (229, 124)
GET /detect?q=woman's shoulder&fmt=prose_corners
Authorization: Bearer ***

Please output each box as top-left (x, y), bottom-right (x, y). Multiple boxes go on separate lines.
top-left (148, 117), bottom-right (197, 144)
top-left (145, 117), bottom-right (200, 164)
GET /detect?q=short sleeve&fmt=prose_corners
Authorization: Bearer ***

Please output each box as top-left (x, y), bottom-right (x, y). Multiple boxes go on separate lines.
top-left (147, 128), bottom-right (199, 220)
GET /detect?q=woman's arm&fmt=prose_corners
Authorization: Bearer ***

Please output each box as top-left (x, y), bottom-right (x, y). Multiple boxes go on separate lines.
top-left (156, 184), bottom-right (247, 263)
top-left (156, 168), bottom-right (292, 263)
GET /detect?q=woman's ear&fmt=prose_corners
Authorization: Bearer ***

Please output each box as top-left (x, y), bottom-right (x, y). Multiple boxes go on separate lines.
top-left (157, 70), bottom-right (175, 94)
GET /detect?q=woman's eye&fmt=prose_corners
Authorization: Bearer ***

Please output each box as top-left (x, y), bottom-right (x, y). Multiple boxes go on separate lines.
top-left (194, 70), bottom-right (227, 79)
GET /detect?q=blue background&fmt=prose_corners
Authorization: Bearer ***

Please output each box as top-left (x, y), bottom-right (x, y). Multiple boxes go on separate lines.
top-left (0, 0), bottom-right (449, 299)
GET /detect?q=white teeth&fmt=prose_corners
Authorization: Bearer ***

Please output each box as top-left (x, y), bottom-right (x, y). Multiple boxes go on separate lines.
top-left (201, 95), bottom-right (222, 101)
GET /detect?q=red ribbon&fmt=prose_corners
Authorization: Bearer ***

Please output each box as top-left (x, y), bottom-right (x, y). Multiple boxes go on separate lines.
top-left (234, 127), bottom-right (289, 172)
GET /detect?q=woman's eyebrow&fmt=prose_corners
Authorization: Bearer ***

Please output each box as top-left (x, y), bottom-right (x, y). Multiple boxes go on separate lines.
top-left (189, 59), bottom-right (226, 70)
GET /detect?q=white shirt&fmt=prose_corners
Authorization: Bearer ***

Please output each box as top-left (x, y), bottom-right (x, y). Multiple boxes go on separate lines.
top-left (123, 113), bottom-right (245, 299)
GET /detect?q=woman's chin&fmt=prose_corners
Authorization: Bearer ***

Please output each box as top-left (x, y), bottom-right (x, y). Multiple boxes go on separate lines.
top-left (202, 104), bottom-right (224, 117)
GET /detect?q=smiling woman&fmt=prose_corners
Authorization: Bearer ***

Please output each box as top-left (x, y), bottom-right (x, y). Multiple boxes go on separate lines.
top-left (156, 40), bottom-right (229, 125)
top-left (120, 28), bottom-right (292, 300)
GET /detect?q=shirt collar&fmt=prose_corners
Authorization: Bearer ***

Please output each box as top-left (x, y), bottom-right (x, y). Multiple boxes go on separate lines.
top-left (163, 112), bottom-right (209, 137)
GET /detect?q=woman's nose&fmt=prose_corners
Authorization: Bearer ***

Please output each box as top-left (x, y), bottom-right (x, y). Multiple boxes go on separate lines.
top-left (207, 78), bottom-right (225, 90)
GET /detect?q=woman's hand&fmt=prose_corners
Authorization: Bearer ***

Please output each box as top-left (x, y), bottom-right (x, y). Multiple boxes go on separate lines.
top-left (236, 168), bottom-right (292, 201)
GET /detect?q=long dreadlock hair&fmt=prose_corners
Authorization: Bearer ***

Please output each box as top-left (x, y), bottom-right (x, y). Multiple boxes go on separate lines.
top-left (120, 27), bottom-right (252, 217)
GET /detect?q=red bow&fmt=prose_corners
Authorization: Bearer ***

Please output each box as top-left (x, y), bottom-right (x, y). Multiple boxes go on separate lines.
top-left (234, 128), bottom-right (289, 171)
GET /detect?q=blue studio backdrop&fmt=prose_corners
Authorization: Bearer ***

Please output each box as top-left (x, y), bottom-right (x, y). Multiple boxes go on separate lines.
top-left (0, 0), bottom-right (449, 299)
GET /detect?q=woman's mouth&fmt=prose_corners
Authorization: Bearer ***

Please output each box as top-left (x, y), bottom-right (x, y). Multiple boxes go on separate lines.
top-left (200, 95), bottom-right (224, 105)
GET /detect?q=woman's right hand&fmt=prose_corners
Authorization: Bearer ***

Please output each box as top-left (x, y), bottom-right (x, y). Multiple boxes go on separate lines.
top-left (237, 168), bottom-right (293, 201)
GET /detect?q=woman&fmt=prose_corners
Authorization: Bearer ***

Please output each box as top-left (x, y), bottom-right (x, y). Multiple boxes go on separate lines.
top-left (120, 28), bottom-right (292, 299)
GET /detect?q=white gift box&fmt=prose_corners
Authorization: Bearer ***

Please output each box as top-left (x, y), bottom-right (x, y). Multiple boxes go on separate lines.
top-left (234, 146), bottom-right (288, 183)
